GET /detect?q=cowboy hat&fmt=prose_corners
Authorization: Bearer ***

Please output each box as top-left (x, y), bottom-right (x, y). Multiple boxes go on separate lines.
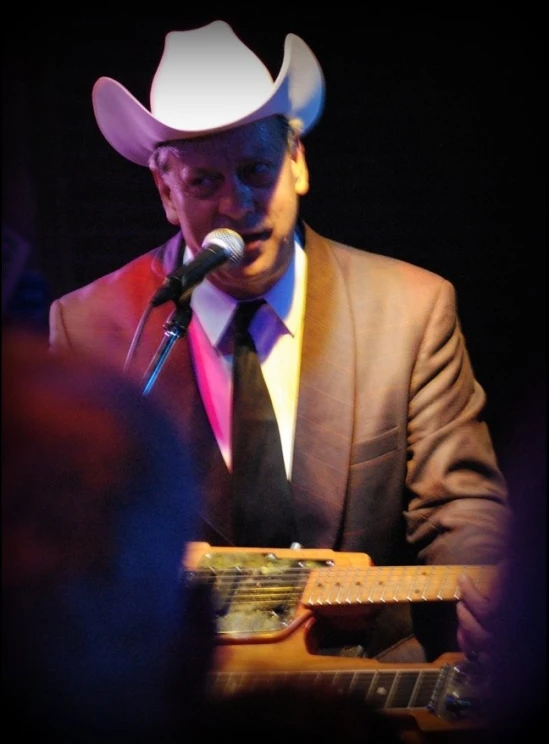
top-left (92, 20), bottom-right (325, 167)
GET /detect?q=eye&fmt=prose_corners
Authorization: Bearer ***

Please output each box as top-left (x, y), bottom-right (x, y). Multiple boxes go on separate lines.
top-left (183, 173), bottom-right (222, 198)
top-left (239, 162), bottom-right (278, 188)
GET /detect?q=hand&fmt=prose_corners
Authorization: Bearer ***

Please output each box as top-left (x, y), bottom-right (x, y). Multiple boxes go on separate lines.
top-left (456, 573), bottom-right (500, 658)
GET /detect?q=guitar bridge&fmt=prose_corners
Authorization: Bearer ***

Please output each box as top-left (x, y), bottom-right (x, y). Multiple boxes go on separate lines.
top-left (186, 549), bottom-right (334, 637)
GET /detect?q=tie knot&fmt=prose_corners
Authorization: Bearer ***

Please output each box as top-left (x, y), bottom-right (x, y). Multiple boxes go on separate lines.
top-left (234, 299), bottom-right (265, 339)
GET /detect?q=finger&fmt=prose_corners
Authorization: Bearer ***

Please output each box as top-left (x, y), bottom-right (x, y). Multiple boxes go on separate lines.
top-left (458, 566), bottom-right (504, 603)
top-left (457, 574), bottom-right (494, 621)
top-left (456, 599), bottom-right (492, 654)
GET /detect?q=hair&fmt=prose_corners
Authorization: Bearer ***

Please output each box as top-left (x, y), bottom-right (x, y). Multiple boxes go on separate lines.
top-left (148, 115), bottom-right (303, 175)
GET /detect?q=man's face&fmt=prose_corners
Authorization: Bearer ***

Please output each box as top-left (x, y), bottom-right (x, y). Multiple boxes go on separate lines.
top-left (154, 116), bottom-right (309, 299)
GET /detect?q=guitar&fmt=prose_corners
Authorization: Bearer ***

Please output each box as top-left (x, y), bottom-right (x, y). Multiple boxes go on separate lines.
top-left (209, 646), bottom-right (488, 736)
top-left (183, 543), bottom-right (494, 734)
top-left (184, 542), bottom-right (496, 642)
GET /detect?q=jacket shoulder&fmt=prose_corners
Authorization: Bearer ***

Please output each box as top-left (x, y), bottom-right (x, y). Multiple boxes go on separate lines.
top-left (305, 225), bottom-right (451, 292)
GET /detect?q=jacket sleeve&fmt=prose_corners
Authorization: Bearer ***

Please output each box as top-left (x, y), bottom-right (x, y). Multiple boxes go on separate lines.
top-left (404, 279), bottom-right (511, 564)
top-left (403, 280), bottom-right (511, 660)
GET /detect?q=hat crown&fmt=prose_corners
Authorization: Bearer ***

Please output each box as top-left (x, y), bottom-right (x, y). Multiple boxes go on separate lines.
top-left (151, 22), bottom-right (274, 130)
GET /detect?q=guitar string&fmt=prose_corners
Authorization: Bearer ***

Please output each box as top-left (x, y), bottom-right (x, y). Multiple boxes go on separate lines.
top-left (184, 565), bottom-right (494, 607)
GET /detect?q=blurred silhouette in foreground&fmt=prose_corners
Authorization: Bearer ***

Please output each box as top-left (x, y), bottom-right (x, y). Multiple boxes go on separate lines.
top-left (2, 328), bottom-right (215, 742)
top-left (453, 367), bottom-right (546, 741)
top-left (191, 681), bottom-right (405, 742)
top-left (482, 373), bottom-right (546, 740)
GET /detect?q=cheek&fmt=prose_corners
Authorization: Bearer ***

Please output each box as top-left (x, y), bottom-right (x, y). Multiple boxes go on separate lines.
top-left (267, 167), bottom-right (301, 215)
top-left (175, 202), bottom-right (217, 250)
top-left (269, 181), bottom-right (300, 231)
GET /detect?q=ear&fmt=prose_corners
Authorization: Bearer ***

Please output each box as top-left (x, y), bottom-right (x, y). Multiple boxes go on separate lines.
top-left (291, 141), bottom-right (309, 196)
top-left (151, 170), bottom-right (180, 226)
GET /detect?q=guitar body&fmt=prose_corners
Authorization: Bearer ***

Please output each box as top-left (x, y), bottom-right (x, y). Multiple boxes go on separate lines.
top-left (184, 543), bottom-right (493, 739)
top-left (184, 542), bottom-right (379, 643)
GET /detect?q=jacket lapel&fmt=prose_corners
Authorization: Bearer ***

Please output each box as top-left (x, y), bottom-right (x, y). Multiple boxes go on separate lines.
top-left (292, 225), bottom-right (355, 548)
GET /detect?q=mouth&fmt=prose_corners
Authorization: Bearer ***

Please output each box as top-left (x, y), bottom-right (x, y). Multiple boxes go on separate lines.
top-left (240, 229), bottom-right (272, 248)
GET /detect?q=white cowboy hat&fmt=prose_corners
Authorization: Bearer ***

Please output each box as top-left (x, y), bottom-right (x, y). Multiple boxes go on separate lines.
top-left (92, 20), bottom-right (325, 167)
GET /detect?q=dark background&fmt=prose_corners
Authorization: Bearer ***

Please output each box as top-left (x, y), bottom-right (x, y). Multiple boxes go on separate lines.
top-left (3, 11), bottom-right (546, 464)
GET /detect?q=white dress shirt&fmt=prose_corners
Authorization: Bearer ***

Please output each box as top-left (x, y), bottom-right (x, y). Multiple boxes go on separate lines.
top-left (187, 233), bottom-right (307, 477)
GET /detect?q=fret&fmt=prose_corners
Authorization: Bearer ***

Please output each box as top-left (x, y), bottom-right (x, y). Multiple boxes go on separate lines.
top-left (378, 565), bottom-right (396, 603)
top-left (389, 671), bottom-right (421, 708)
top-left (414, 669), bottom-right (443, 707)
top-left (333, 671), bottom-right (358, 696)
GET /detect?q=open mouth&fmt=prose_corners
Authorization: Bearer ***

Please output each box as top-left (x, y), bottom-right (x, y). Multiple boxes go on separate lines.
top-left (241, 229), bottom-right (271, 246)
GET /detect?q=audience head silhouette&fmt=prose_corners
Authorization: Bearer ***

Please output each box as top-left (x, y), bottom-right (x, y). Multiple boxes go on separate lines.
top-left (2, 329), bottom-right (205, 742)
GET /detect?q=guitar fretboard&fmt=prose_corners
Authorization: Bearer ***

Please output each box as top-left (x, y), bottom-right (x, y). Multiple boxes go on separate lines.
top-left (303, 564), bottom-right (494, 606)
top-left (209, 663), bottom-right (458, 712)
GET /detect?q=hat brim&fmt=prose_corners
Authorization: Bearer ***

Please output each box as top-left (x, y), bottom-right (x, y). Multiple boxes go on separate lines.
top-left (92, 34), bottom-right (325, 166)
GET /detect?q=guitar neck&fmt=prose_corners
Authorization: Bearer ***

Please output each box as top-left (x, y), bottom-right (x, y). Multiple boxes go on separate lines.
top-left (303, 564), bottom-right (495, 607)
top-left (209, 658), bottom-right (484, 723)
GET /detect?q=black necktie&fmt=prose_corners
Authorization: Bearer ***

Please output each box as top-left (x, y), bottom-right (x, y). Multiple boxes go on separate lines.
top-left (230, 300), bottom-right (297, 547)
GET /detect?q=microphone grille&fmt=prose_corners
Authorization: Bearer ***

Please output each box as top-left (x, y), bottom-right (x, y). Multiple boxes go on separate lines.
top-left (203, 228), bottom-right (245, 264)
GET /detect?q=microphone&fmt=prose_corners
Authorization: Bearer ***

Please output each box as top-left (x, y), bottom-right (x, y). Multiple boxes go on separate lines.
top-left (151, 228), bottom-right (245, 307)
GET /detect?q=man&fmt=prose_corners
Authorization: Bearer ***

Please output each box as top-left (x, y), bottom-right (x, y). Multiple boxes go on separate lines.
top-left (49, 20), bottom-right (510, 662)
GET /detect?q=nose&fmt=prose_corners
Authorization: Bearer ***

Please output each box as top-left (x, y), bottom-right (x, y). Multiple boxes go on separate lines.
top-left (217, 175), bottom-right (254, 221)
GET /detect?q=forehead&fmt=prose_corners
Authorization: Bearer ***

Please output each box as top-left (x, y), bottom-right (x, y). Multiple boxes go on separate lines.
top-left (169, 116), bottom-right (286, 165)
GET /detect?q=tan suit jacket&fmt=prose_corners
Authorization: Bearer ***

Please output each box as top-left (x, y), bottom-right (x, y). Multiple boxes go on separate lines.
top-left (50, 223), bottom-right (510, 658)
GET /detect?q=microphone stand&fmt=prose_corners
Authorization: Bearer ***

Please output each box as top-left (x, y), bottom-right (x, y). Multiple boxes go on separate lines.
top-left (141, 297), bottom-right (193, 397)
